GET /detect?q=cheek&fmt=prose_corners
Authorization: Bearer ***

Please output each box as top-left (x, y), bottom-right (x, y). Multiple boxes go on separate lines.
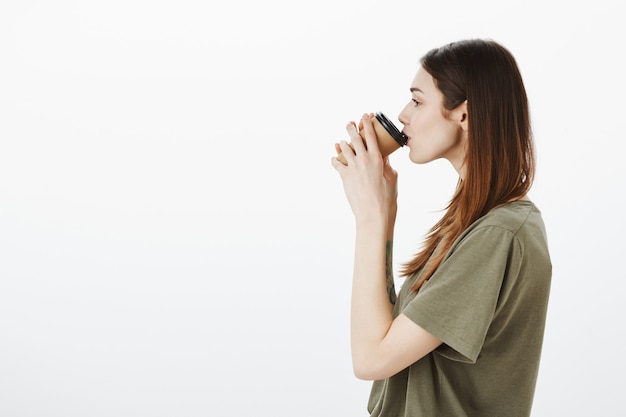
top-left (412, 114), bottom-right (438, 143)
top-left (408, 119), bottom-right (458, 160)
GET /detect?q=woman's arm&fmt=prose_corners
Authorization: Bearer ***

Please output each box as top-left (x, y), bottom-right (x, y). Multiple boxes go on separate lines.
top-left (350, 217), bottom-right (441, 381)
top-left (332, 115), bottom-right (442, 381)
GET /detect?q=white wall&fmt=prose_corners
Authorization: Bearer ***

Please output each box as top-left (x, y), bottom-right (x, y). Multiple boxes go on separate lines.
top-left (1, 0), bottom-right (623, 415)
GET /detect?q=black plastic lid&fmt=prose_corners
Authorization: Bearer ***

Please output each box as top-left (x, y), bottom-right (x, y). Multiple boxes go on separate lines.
top-left (375, 112), bottom-right (407, 146)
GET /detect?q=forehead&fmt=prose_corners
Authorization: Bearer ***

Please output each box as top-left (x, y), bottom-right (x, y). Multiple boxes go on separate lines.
top-left (410, 67), bottom-right (439, 97)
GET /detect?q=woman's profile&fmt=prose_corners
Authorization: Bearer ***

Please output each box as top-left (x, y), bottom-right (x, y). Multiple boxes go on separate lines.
top-left (331, 39), bottom-right (552, 416)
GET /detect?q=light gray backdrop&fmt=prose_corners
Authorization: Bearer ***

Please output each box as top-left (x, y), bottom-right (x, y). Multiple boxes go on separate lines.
top-left (1, 0), bottom-right (624, 416)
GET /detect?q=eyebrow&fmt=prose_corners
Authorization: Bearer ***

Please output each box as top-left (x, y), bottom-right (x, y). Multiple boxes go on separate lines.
top-left (410, 87), bottom-right (424, 94)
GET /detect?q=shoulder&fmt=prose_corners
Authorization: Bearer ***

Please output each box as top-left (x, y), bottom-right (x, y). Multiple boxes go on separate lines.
top-left (447, 201), bottom-right (549, 260)
top-left (475, 201), bottom-right (542, 233)
top-left (462, 200), bottom-right (547, 242)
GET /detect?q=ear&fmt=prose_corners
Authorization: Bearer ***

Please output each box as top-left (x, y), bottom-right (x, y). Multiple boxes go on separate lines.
top-left (453, 100), bottom-right (469, 131)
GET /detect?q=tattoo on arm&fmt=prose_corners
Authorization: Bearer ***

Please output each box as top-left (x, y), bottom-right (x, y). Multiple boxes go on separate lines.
top-left (386, 240), bottom-right (397, 305)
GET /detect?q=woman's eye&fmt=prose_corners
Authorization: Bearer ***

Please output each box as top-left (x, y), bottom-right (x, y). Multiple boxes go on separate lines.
top-left (412, 99), bottom-right (421, 107)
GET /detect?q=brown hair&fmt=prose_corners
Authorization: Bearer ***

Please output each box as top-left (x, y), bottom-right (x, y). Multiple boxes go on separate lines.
top-left (401, 39), bottom-right (535, 291)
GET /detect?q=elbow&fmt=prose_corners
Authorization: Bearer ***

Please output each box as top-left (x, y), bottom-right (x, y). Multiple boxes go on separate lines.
top-left (353, 368), bottom-right (377, 381)
top-left (352, 358), bottom-right (387, 381)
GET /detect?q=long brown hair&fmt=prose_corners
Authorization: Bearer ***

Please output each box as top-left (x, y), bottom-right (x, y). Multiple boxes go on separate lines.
top-left (401, 39), bottom-right (535, 291)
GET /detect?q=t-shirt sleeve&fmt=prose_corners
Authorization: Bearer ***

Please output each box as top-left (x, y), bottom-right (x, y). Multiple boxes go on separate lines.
top-left (402, 225), bottom-right (518, 363)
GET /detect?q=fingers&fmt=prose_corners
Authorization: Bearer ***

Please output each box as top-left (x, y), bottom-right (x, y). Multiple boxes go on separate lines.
top-left (359, 113), bottom-right (381, 156)
top-left (331, 140), bottom-right (357, 171)
top-left (331, 155), bottom-right (347, 171)
top-left (346, 120), bottom-right (367, 156)
top-left (337, 140), bottom-right (355, 163)
top-left (382, 156), bottom-right (398, 181)
top-left (332, 114), bottom-right (382, 170)
top-left (344, 114), bottom-right (381, 157)
top-left (335, 141), bottom-right (356, 159)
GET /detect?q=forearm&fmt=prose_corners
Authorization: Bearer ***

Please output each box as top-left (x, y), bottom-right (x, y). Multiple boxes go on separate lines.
top-left (386, 206), bottom-right (397, 305)
top-left (350, 217), bottom-right (395, 374)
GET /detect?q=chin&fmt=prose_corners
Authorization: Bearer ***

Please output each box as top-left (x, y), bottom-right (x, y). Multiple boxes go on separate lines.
top-left (408, 152), bottom-right (432, 165)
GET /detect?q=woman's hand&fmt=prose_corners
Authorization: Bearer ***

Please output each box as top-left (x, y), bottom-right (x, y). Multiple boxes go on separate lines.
top-left (331, 114), bottom-right (398, 228)
top-left (332, 116), bottom-right (440, 381)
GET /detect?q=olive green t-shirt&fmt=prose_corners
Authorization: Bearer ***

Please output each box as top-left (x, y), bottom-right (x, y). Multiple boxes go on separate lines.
top-left (368, 201), bottom-right (552, 417)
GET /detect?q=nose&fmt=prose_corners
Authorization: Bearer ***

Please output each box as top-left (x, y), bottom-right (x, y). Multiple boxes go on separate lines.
top-left (398, 103), bottom-right (410, 126)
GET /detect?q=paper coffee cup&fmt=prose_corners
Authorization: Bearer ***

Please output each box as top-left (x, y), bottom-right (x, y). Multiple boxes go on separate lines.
top-left (337, 112), bottom-right (407, 165)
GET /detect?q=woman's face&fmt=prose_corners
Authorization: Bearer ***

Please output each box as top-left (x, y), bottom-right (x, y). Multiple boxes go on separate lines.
top-left (398, 67), bottom-right (467, 175)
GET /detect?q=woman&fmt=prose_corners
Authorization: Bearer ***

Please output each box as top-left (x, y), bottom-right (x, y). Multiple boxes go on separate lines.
top-left (331, 39), bottom-right (552, 416)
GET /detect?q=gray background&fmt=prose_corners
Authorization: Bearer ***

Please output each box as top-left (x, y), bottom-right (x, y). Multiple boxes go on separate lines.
top-left (1, 0), bottom-right (624, 415)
